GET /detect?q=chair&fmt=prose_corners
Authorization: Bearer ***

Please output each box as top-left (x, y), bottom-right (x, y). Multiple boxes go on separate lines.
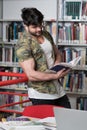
top-left (22, 105), bottom-right (56, 118)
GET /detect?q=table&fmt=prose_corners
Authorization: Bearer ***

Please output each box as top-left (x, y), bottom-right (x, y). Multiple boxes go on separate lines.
top-left (0, 117), bottom-right (56, 130)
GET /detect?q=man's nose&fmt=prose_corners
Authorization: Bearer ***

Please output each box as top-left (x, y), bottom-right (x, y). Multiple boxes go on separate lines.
top-left (36, 26), bottom-right (42, 31)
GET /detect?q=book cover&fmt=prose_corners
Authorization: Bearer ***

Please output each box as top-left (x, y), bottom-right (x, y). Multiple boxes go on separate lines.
top-left (58, 0), bottom-right (65, 20)
top-left (64, 1), bottom-right (81, 20)
top-left (82, 1), bottom-right (87, 17)
top-left (50, 56), bottom-right (81, 72)
top-left (0, 47), bottom-right (2, 61)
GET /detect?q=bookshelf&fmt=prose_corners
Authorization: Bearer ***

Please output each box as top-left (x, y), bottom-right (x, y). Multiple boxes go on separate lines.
top-left (57, 0), bottom-right (87, 109)
top-left (1, 0), bottom-right (87, 112)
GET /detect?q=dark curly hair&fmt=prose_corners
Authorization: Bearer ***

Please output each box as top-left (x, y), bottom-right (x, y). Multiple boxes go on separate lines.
top-left (21, 8), bottom-right (44, 26)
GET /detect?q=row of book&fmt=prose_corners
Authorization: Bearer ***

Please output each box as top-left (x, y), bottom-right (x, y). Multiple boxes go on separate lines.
top-left (6, 21), bottom-right (24, 42)
top-left (63, 71), bottom-right (86, 92)
top-left (0, 46), bottom-right (18, 62)
top-left (60, 47), bottom-right (86, 66)
top-left (0, 67), bottom-right (30, 111)
top-left (3, 21), bottom-right (57, 43)
top-left (58, 0), bottom-right (87, 20)
top-left (64, 1), bottom-right (81, 20)
top-left (0, 66), bottom-right (28, 89)
top-left (0, 47), bottom-right (86, 68)
top-left (58, 23), bottom-right (87, 43)
top-left (0, 67), bottom-right (23, 82)
top-left (0, 93), bottom-right (30, 110)
top-left (76, 97), bottom-right (87, 110)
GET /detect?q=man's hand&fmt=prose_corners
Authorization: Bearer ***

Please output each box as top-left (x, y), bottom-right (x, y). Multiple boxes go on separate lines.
top-left (55, 68), bottom-right (71, 79)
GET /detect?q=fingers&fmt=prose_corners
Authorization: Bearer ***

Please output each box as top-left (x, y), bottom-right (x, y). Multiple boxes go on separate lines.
top-left (57, 68), bottom-right (71, 78)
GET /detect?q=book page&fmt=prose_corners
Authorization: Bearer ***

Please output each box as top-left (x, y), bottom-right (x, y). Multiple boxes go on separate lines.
top-left (50, 56), bottom-right (81, 72)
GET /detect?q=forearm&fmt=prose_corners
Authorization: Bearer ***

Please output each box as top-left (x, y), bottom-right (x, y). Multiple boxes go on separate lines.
top-left (26, 70), bottom-right (57, 81)
top-left (25, 67), bottom-right (70, 82)
top-left (19, 58), bottom-right (68, 82)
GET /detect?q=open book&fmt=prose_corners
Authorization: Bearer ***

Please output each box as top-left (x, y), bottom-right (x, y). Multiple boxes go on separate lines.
top-left (50, 56), bottom-right (81, 72)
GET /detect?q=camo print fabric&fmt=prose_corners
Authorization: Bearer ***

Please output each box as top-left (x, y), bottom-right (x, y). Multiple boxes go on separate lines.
top-left (15, 30), bottom-right (58, 94)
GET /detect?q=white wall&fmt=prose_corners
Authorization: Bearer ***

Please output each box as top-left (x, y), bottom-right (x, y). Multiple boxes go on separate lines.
top-left (0, 0), bottom-right (3, 39)
top-left (0, 0), bottom-right (3, 19)
top-left (3, 0), bottom-right (57, 20)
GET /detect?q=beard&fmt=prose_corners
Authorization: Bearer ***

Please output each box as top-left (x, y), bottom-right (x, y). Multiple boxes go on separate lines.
top-left (29, 30), bottom-right (42, 37)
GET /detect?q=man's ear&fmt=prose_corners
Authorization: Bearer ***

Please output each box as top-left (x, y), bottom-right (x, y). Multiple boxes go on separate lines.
top-left (24, 24), bottom-right (29, 32)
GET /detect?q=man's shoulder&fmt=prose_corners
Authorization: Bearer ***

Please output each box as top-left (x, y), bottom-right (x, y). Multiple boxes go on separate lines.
top-left (18, 31), bottom-right (30, 40)
top-left (17, 31), bottom-right (32, 45)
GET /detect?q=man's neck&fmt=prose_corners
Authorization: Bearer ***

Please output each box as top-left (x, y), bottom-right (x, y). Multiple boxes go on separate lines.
top-left (30, 34), bottom-right (44, 44)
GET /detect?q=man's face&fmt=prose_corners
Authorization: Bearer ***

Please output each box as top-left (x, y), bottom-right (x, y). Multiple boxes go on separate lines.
top-left (28, 24), bottom-right (43, 37)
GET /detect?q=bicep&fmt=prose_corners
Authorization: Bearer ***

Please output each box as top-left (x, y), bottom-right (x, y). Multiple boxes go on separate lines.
top-left (19, 58), bottom-right (35, 77)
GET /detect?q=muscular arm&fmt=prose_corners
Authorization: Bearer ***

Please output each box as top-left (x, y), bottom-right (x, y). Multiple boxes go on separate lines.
top-left (19, 58), bottom-right (70, 82)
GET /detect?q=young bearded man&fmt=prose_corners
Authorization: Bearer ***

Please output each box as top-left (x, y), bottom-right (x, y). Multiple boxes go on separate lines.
top-left (16, 8), bottom-right (71, 108)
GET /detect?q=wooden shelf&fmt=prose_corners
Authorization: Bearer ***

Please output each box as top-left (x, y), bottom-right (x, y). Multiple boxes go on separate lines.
top-left (0, 41), bottom-right (17, 45)
top-left (58, 19), bottom-right (87, 23)
top-left (66, 91), bottom-right (87, 97)
top-left (0, 86), bottom-right (27, 92)
top-left (58, 43), bottom-right (87, 47)
top-left (0, 62), bottom-right (19, 67)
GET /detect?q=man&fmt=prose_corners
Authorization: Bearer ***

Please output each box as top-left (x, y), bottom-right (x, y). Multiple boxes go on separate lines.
top-left (16, 8), bottom-right (71, 108)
